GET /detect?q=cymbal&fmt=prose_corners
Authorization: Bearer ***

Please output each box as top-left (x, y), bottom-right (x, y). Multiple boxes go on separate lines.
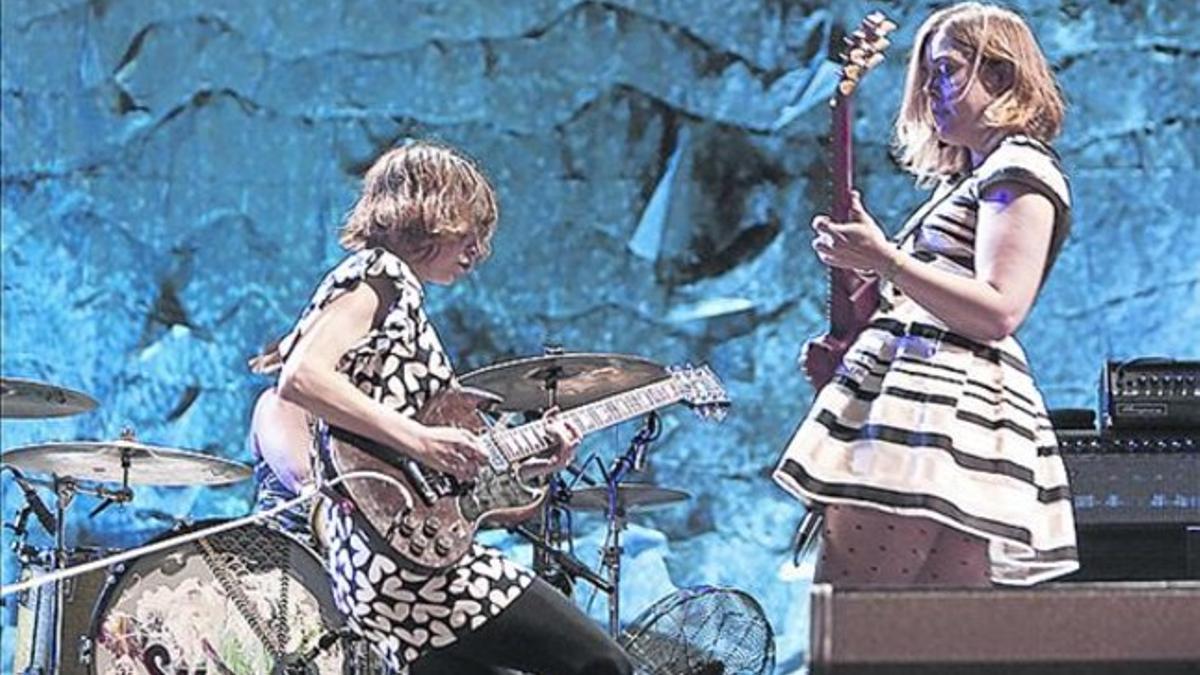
top-left (568, 484), bottom-right (691, 514)
top-left (459, 353), bottom-right (669, 412)
top-left (0, 377), bottom-right (98, 419)
top-left (0, 440), bottom-right (252, 486)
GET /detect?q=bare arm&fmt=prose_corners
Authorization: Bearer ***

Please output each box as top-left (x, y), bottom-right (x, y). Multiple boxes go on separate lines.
top-left (276, 283), bottom-right (487, 480)
top-left (250, 388), bottom-right (314, 493)
top-left (814, 184), bottom-right (1055, 342)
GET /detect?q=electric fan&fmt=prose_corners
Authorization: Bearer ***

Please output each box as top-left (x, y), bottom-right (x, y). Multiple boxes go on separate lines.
top-left (618, 586), bottom-right (775, 675)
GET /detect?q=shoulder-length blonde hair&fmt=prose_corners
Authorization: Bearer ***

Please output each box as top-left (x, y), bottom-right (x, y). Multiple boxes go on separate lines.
top-left (340, 140), bottom-right (498, 261)
top-left (893, 2), bottom-right (1065, 184)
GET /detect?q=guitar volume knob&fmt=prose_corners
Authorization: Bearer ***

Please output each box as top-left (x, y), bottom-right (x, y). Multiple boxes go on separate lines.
top-left (399, 512), bottom-right (420, 537)
top-left (423, 518), bottom-right (441, 537)
top-left (410, 536), bottom-right (427, 556)
top-left (434, 536), bottom-right (453, 556)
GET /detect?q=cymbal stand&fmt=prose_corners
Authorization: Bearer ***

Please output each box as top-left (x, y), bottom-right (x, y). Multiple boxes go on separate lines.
top-left (597, 412), bottom-right (660, 637)
top-left (88, 446), bottom-right (135, 518)
top-left (532, 345), bottom-right (564, 577)
top-left (38, 475), bottom-right (80, 675)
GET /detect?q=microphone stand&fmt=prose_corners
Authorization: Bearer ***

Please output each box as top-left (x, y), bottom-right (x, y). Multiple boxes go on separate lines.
top-left (598, 412), bottom-right (660, 638)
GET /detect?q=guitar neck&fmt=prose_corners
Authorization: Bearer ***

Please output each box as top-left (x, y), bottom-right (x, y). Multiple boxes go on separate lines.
top-left (827, 93), bottom-right (866, 339)
top-left (488, 377), bottom-right (681, 463)
top-left (831, 94), bottom-right (853, 222)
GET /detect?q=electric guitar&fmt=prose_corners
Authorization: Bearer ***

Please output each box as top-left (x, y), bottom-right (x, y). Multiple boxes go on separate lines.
top-left (802, 12), bottom-right (896, 389)
top-left (327, 364), bottom-right (729, 572)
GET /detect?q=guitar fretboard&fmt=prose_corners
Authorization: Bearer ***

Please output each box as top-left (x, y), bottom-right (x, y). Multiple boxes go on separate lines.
top-left (487, 377), bottom-right (681, 463)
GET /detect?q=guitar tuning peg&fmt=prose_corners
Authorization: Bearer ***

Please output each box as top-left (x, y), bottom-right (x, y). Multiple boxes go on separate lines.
top-left (844, 64), bottom-right (863, 80)
top-left (866, 53), bottom-right (884, 69)
top-left (838, 80), bottom-right (856, 96)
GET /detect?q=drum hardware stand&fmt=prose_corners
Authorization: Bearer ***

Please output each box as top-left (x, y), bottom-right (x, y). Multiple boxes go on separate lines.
top-left (2, 452), bottom-right (138, 673)
top-left (596, 411), bottom-right (660, 637)
top-left (791, 508), bottom-right (824, 568)
top-left (531, 344), bottom-right (565, 578)
top-left (508, 523), bottom-right (613, 596)
top-left (87, 447), bottom-right (135, 518)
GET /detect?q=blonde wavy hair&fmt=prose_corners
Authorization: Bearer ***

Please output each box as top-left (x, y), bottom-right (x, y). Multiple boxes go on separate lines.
top-left (893, 2), bottom-right (1065, 184)
top-left (340, 140), bottom-right (498, 261)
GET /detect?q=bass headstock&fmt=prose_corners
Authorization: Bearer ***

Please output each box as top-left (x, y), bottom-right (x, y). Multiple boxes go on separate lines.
top-left (836, 11), bottom-right (897, 99)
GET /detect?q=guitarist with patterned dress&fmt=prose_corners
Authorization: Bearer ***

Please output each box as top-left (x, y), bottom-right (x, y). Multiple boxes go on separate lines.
top-left (775, 2), bottom-right (1079, 588)
top-left (265, 139), bottom-right (632, 675)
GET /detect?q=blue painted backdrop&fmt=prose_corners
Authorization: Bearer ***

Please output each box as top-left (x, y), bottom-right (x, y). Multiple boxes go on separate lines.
top-left (2, 1), bottom-right (1197, 671)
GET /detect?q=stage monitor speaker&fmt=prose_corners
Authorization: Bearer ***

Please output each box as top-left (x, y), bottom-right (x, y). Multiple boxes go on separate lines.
top-left (809, 581), bottom-right (1200, 674)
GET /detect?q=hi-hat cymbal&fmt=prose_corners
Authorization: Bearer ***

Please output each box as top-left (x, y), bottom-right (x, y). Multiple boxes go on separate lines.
top-left (568, 484), bottom-right (691, 514)
top-left (459, 353), bottom-right (669, 412)
top-left (0, 440), bottom-right (252, 486)
top-left (0, 377), bottom-right (98, 419)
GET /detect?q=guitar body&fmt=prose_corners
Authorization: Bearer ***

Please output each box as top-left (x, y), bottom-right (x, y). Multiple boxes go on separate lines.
top-left (322, 364), bottom-right (730, 573)
top-left (326, 386), bottom-right (548, 573)
top-left (804, 268), bottom-right (880, 389)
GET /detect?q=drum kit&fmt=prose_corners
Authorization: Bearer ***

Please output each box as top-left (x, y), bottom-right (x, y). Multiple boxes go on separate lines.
top-left (0, 351), bottom-right (726, 674)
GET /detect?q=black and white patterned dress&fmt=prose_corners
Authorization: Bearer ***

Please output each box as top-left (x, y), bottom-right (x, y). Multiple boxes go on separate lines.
top-left (278, 248), bottom-right (532, 672)
top-left (773, 135), bottom-right (1080, 586)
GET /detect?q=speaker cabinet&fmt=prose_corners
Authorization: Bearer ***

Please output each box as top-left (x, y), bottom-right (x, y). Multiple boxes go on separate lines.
top-left (809, 582), bottom-right (1200, 674)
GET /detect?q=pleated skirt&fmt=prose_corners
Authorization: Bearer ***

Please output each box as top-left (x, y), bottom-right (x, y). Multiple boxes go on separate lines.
top-left (774, 303), bottom-right (1079, 585)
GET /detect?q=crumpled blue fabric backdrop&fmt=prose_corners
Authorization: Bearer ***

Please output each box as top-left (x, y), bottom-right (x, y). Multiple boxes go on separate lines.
top-left (2, 1), bottom-right (1197, 671)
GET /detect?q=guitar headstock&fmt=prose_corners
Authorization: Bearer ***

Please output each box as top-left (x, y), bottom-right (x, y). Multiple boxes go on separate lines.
top-left (836, 12), bottom-right (897, 99)
top-left (668, 364), bottom-right (730, 422)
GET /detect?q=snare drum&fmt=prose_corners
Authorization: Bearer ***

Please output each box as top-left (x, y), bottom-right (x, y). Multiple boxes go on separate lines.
top-left (87, 519), bottom-right (353, 674)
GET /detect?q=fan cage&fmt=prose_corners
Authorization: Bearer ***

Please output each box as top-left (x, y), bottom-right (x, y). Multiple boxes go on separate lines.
top-left (618, 585), bottom-right (775, 675)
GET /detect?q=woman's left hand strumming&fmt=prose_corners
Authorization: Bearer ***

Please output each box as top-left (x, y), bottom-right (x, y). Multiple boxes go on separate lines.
top-left (521, 407), bottom-right (583, 478)
top-left (811, 190), bottom-right (895, 274)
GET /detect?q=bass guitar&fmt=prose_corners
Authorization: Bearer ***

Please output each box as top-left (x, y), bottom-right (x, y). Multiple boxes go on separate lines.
top-left (802, 12), bottom-right (896, 389)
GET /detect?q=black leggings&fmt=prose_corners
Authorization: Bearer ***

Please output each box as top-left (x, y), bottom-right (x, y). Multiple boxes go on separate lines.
top-left (409, 576), bottom-right (633, 675)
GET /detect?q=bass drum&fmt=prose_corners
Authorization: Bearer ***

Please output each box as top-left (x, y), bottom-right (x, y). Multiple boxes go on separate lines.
top-left (88, 519), bottom-right (355, 674)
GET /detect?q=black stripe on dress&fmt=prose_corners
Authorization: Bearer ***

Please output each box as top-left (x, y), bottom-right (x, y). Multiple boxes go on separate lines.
top-left (895, 354), bottom-right (966, 376)
top-left (955, 410), bottom-right (1038, 441)
top-left (924, 223), bottom-right (976, 247)
top-left (964, 378), bottom-right (1038, 407)
top-left (890, 366), bottom-right (961, 386)
top-left (836, 383), bottom-right (1042, 442)
top-left (778, 459), bottom-right (1077, 559)
top-left (929, 211), bottom-right (975, 233)
top-left (962, 388), bottom-right (1039, 420)
top-left (858, 319), bottom-right (1034, 379)
top-left (813, 409), bottom-right (1047, 488)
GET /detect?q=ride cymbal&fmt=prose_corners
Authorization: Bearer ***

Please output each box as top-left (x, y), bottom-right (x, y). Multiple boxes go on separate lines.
top-left (460, 353), bottom-right (669, 412)
top-left (0, 440), bottom-right (252, 487)
top-left (0, 377), bottom-right (97, 419)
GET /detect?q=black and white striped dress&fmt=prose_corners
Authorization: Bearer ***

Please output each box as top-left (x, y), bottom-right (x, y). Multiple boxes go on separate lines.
top-left (278, 248), bottom-right (533, 672)
top-left (773, 135), bottom-right (1079, 586)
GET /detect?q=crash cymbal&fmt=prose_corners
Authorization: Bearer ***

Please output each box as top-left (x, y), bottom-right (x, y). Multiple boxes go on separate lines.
top-left (0, 440), bottom-right (252, 486)
top-left (0, 377), bottom-right (98, 419)
top-left (568, 484), bottom-right (691, 514)
top-left (459, 353), bottom-right (669, 412)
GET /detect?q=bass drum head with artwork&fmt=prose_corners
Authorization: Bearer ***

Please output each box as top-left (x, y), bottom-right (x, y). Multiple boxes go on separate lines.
top-left (88, 519), bottom-right (351, 674)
